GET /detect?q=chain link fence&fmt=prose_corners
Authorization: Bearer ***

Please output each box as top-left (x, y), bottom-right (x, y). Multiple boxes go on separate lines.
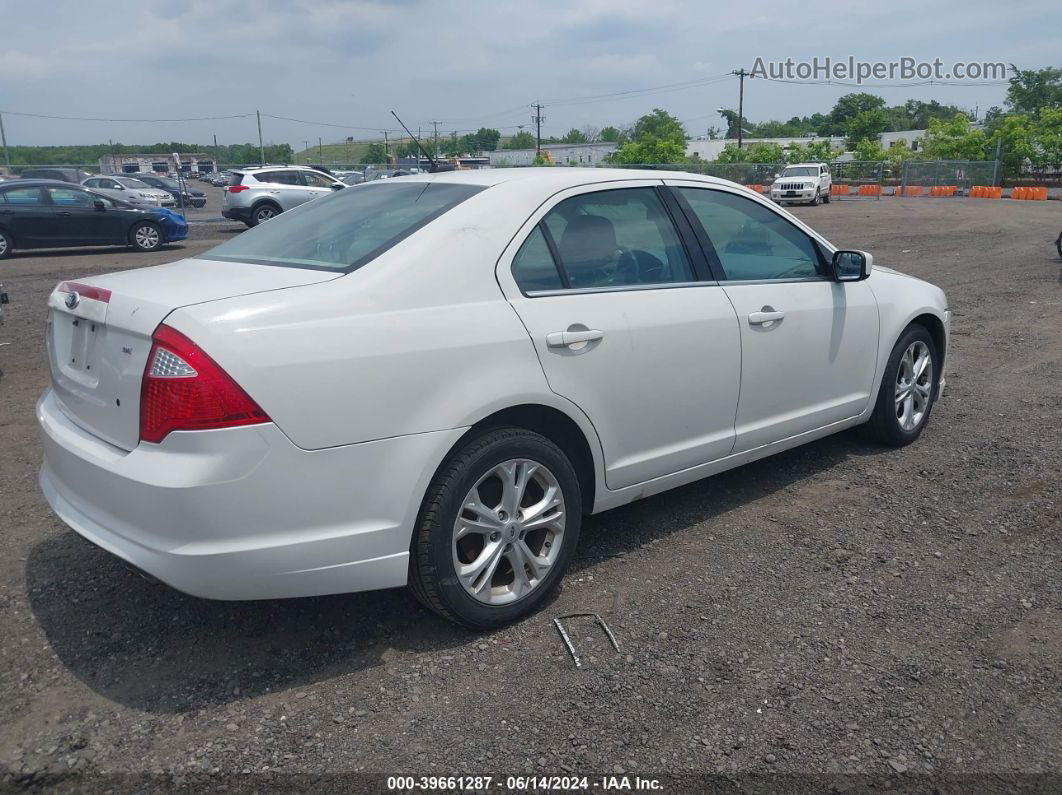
top-left (899, 160), bottom-right (1000, 195)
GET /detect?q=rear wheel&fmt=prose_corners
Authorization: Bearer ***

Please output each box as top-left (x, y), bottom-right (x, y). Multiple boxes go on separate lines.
top-left (409, 428), bottom-right (582, 628)
top-left (0, 228), bottom-right (12, 259)
top-left (863, 325), bottom-right (938, 446)
top-left (250, 203), bottom-right (279, 226)
top-left (129, 221), bottom-right (161, 252)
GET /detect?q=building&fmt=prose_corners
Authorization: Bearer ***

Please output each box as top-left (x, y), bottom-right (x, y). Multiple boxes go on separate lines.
top-left (98, 153), bottom-right (217, 176)
top-left (878, 129), bottom-right (926, 151)
top-left (685, 136), bottom-right (848, 160)
top-left (488, 141), bottom-right (617, 167)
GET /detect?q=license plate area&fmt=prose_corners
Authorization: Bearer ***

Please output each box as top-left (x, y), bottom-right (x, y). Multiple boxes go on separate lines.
top-left (52, 311), bottom-right (102, 387)
top-left (785, 190), bottom-right (798, 197)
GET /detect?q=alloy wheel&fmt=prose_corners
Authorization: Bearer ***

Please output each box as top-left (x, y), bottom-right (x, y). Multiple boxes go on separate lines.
top-left (135, 225), bottom-right (160, 249)
top-left (255, 207), bottom-right (277, 223)
top-left (0, 234), bottom-right (8, 256)
top-left (451, 458), bottom-right (565, 605)
top-left (895, 340), bottom-right (933, 431)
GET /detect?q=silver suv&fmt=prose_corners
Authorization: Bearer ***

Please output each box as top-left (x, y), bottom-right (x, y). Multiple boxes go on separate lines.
top-left (222, 166), bottom-right (346, 226)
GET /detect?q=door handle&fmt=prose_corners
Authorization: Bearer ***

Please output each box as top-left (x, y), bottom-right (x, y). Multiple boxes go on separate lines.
top-left (546, 328), bottom-right (604, 348)
top-left (56, 211), bottom-right (72, 216)
top-left (748, 309), bottom-right (785, 325)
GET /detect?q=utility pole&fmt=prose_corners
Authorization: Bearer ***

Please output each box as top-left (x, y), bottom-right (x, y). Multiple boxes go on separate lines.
top-left (732, 69), bottom-right (748, 149)
top-left (256, 110), bottom-right (265, 165)
top-left (531, 103), bottom-right (545, 156)
top-left (0, 111), bottom-right (10, 170)
top-left (318, 136), bottom-right (323, 164)
top-left (213, 133), bottom-right (219, 173)
top-left (430, 120), bottom-right (441, 160)
top-left (303, 140), bottom-right (310, 163)
top-left (383, 130), bottom-right (389, 163)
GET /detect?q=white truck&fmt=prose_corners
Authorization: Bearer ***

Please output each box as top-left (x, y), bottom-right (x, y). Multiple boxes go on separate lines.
top-left (770, 162), bottom-right (832, 205)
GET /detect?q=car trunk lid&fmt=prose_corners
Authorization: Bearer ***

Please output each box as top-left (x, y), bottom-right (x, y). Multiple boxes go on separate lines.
top-left (46, 257), bottom-right (338, 451)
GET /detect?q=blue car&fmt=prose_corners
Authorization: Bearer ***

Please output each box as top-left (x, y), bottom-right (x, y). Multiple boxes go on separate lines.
top-left (0, 180), bottom-right (188, 259)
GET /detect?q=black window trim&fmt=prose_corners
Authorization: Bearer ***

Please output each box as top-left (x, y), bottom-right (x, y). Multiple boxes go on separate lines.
top-left (666, 184), bottom-right (832, 284)
top-left (513, 182), bottom-right (718, 298)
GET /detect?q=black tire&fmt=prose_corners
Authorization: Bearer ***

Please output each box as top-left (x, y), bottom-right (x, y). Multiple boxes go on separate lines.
top-left (810, 192), bottom-right (821, 206)
top-left (862, 324), bottom-right (938, 446)
top-left (409, 427), bottom-right (582, 629)
top-left (128, 221), bottom-right (162, 252)
top-left (249, 203), bottom-right (280, 226)
top-left (822, 189), bottom-right (831, 204)
top-left (0, 227), bottom-right (12, 260)
top-left (1055, 229), bottom-right (1061, 260)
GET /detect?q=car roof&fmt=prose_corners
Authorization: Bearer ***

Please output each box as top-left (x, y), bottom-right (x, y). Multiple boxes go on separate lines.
top-left (786, 163), bottom-right (826, 167)
top-left (0, 179), bottom-right (82, 188)
top-left (381, 167), bottom-right (735, 190)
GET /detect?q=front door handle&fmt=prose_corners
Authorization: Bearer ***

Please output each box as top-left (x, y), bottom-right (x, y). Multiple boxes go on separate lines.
top-left (546, 328), bottom-right (604, 348)
top-left (748, 309), bottom-right (785, 325)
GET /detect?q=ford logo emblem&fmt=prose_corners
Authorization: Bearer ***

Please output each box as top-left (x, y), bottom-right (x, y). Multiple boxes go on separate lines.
top-left (65, 291), bottom-right (80, 309)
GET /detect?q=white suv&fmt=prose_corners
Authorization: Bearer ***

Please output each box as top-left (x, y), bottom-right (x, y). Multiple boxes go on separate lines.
top-left (222, 166), bottom-right (346, 226)
top-left (770, 163), bottom-right (832, 205)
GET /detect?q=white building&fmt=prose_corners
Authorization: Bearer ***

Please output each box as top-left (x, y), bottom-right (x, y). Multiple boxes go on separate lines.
top-left (878, 129), bottom-right (926, 151)
top-left (685, 136), bottom-right (847, 160)
top-left (488, 141), bottom-right (617, 167)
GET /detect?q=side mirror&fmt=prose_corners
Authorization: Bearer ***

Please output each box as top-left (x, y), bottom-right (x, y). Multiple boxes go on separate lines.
top-left (832, 249), bottom-right (873, 281)
top-left (330, 183), bottom-right (344, 190)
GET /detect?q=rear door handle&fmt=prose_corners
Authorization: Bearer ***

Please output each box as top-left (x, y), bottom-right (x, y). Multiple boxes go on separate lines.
top-left (748, 310), bottom-right (785, 325)
top-left (546, 329), bottom-right (604, 348)
top-left (56, 211), bottom-right (72, 216)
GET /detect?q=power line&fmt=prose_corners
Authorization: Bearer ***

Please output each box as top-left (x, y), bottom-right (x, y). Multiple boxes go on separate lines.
top-left (541, 73), bottom-right (734, 107)
top-left (0, 110), bottom-right (256, 122)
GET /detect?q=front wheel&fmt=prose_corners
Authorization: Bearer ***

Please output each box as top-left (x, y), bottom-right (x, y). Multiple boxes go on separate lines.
top-left (409, 428), bottom-right (582, 628)
top-left (0, 228), bottom-right (12, 259)
top-left (863, 325), bottom-right (938, 446)
top-left (249, 203), bottom-right (279, 226)
top-left (129, 221), bottom-right (162, 252)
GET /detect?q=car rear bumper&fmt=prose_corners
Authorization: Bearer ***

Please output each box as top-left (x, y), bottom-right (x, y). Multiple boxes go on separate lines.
top-left (222, 207), bottom-right (251, 222)
top-left (38, 388), bottom-right (465, 600)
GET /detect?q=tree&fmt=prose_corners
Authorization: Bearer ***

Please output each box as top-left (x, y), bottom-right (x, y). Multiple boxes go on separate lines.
top-left (1032, 107), bottom-right (1062, 173)
top-left (716, 142), bottom-right (784, 164)
top-left (581, 125), bottom-right (600, 143)
top-left (598, 126), bottom-right (623, 143)
top-left (361, 142), bottom-right (386, 164)
top-left (845, 108), bottom-right (890, 148)
top-left (828, 93), bottom-right (887, 135)
top-left (786, 139), bottom-right (834, 163)
top-left (992, 114), bottom-right (1035, 179)
top-left (474, 128), bottom-right (501, 152)
top-left (921, 114), bottom-right (989, 160)
top-left (504, 130), bottom-right (536, 150)
top-left (717, 109), bottom-right (747, 139)
top-left (610, 109), bottom-right (687, 164)
top-left (561, 128), bottom-right (588, 144)
top-left (1006, 66), bottom-right (1062, 117)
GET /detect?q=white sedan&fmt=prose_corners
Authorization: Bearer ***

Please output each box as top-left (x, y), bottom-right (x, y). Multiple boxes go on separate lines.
top-left (38, 168), bottom-right (949, 628)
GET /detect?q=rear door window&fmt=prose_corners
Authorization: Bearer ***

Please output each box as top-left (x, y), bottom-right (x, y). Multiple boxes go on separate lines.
top-left (301, 171), bottom-right (334, 187)
top-left (46, 187), bottom-right (98, 207)
top-left (1, 187), bottom-right (44, 205)
top-left (511, 225), bottom-right (564, 292)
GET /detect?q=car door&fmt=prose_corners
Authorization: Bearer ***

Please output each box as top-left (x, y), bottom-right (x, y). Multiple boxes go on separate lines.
top-left (299, 170), bottom-right (339, 203)
top-left (258, 170), bottom-right (307, 210)
top-left (44, 186), bottom-right (128, 244)
top-left (0, 186), bottom-right (52, 246)
top-left (668, 181), bottom-right (878, 453)
top-left (496, 181), bottom-right (742, 490)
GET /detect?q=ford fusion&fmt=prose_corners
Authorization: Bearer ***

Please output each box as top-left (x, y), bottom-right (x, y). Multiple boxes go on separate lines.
top-left (38, 169), bottom-right (949, 628)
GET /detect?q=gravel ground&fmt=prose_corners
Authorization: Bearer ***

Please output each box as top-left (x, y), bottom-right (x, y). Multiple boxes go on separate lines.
top-left (0, 197), bottom-right (1059, 793)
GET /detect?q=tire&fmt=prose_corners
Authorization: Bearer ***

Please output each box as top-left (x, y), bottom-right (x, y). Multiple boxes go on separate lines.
top-left (863, 324), bottom-right (938, 446)
top-left (1056, 229), bottom-right (1061, 260)
top-left (249, 203), bottom-right (280, 226)
top-left (409, 427), bottom-right (582, 629)
top-left (0, 228), bottom-right (12, 260)
top-left (822, 188), bottom-right (831, 204)
top-left (129, 221), bottom-right (162, 252)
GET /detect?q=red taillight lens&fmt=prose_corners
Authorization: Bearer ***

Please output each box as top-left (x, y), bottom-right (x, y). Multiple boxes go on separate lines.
top-left (140, 324), bottom-right (269, 444)
top-left (226, 184), bottom-right (249, 193)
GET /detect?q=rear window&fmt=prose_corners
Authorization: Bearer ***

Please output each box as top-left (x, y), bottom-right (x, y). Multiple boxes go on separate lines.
top-left (228, 172), bottom-right (246, 187)
top-left (203, 181), bottom-right (484, 272)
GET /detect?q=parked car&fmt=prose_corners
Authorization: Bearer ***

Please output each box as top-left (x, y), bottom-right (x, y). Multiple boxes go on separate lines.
top-left (222, 165), bottom-right (345, 226)
top-left (339, 172), bottom-right (365, 186)
top-left (131, 174), bottom-right (207, 208)
top-left (19, 167), bottom-right (91, 184)
top-left (209, 172), bottom-right (230, 187)
top-left (81, 176), bottom-right (175, 208)
top-left (769, 162), bottom-right (832, 205)
top-left (0, 180), bottom-right (187, 258)
top-left (37, 169), bottom-right (948, 628)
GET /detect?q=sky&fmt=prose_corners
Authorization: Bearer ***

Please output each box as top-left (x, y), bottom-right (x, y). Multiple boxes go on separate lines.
top-left (2, 0), bottom-right (1059, 151)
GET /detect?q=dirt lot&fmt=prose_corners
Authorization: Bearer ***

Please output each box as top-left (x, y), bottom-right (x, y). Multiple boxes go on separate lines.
top-left (0, 198), bottom-right (1059, 792)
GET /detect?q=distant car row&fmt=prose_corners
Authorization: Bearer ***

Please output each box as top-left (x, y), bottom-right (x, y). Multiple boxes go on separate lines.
top-left (0, 168), bottom-right (207, 209)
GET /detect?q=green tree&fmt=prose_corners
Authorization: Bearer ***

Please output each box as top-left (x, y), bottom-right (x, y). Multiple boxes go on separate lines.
top-left (1006, 66), bottom-right (1062, 117)
top-left (921, 113), bottom-right (989, 160)
top-left (505, 130), bottom-right (536, 149)
top-left (786, 139), bottom-right (835, 163)
top-left (1032, 106), bottom-right (1062, 173)
top-left (716, 142), bottom-right (784, 164)
top-left (561, 128), bottom-right (588, 144)
top-left (610, 108), bottom-right (687, 164)
top-left (828, 93), bottom-right (887, 135)
top-left (361, 142), bottom-right (386, 164)
top-left (845, 108), bottom-right (890, 148)
top-left (475, 128), bottom-right (501, 151)
top-left (854, 139), bottom-right (886, 161)
top-left (598, 126), bottom-right (623, 142)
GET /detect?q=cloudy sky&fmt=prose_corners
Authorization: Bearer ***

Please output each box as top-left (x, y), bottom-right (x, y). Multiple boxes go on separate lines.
top-left (2, 0), bottom-right (1059, 150)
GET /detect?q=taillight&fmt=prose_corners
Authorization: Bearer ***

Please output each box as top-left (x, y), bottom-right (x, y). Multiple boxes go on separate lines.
top-left (140, 324), bottom-right (269, 444)
top-left (226, 184), bottom-right (249, 193)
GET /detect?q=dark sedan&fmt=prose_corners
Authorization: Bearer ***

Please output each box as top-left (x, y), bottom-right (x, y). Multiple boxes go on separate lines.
top-left (131, 174), bottom-right (208, 208)
top-left (0, 180), bottom-right (188, 259)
